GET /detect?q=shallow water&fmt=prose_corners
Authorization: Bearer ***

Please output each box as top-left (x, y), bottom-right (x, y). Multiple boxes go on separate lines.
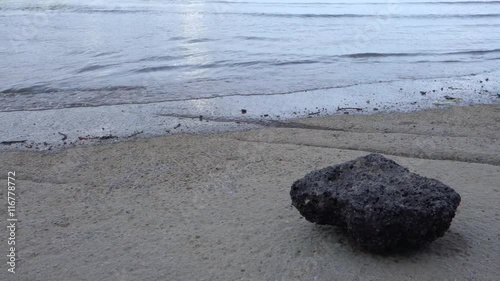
top-left (0, 0), bottom-right (499, 111)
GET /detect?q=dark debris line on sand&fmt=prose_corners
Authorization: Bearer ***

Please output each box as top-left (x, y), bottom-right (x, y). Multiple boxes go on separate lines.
top-left (0, 140), bottom-right (27, 145)
top-left (58, 132), bottom-right (68, 141)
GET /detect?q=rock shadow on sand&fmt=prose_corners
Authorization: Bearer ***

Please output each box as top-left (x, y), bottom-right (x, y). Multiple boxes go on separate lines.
top-left (308, 223), bottom-right (470, 259)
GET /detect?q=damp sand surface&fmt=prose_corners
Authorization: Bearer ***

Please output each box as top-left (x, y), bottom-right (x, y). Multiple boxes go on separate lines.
top-left (0, 105), bottom-right (499, 280)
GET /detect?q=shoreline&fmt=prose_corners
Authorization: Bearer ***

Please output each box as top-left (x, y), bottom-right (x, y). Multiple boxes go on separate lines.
top-left (0, 103), bottom-right (498, 280)
top-left (1, 103), bottom-right (499, 164)
top-left (1, 71), bottom-right (499, 153)
top-left (2, 70), bottom-right (498, 113)
top-left (1, 102), bottom-right (499, 157)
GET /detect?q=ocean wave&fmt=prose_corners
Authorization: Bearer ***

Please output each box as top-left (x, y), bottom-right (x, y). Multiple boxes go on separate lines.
top-left (92, 51), bottom-right (119, 58)
top-left (1, 85), bottom-right (144, 95)
top-left (77, 64), bottom-right (117, 74)
top-left (134, 60), bottom-right (271, 73)
top-left (451, 49), bottom-right (500, 55)
top-left (127, 49), bottom-right (500, 74)
top-left (134, 65), bottom-right (184, 73)
top-left (272, 60), bottom-right (319, 66)
top-left (227, 12), bottom-right (500, 19)
top-left (186, 38), bottom-right (217, 44)
top-left (4, 4), bottom-right (499, 19)
top-left (135, 55), bottom-right (183, 63)
top-left (15, 5), bottom-right (152, 14)
top-left (343, 49), bottom-right (500, 58)
top-left (169, 36), bottom-right (188, 41)
top-left (415, 60), bottom-right (462, 63)
top-left (0, 85), bottom-right (58, 94)
top-left (234, 36), bottom-right (279, 41)
top-left (207, 0), bottom-right (500, 4)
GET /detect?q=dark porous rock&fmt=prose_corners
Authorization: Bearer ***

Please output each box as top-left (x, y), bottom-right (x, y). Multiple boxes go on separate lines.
top-left (290, 154), bottom-right (461, 252)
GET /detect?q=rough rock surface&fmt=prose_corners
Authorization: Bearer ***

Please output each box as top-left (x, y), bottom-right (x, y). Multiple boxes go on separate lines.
top-left (290, 154), bottom-right (461, 252)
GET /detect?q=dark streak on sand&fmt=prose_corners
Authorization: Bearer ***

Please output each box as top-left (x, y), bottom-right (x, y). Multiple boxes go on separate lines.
top-left (58, 132), bottom-right (68, 141)
top-left (1, 140), bottom-right (27, 145)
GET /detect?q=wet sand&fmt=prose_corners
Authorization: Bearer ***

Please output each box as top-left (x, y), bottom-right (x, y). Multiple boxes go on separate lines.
top-left (1, 72), bottom-right (498, 153)
top-left (0, 105), bottom-right (499, 280)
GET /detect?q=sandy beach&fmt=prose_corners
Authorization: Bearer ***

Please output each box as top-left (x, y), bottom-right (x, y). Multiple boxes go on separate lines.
top-left (1, 104), bottom-right (499, 280)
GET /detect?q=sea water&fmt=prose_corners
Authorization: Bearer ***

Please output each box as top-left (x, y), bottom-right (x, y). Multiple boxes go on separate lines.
top-left (0, 0), bottom-right (499, 112)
